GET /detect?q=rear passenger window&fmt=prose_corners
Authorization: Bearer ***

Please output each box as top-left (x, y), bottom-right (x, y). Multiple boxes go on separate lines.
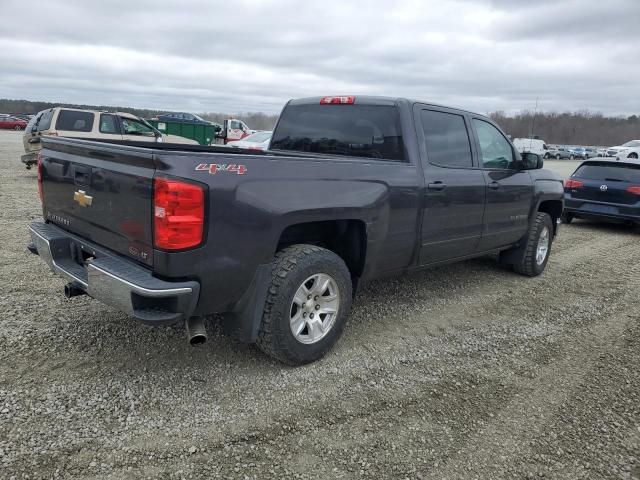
top-left (55, 110), bottom-right (94, 132)
top-left (420, 110), bottom-right (473, 167)
top-left (99, 114), bottom-right (118, 134)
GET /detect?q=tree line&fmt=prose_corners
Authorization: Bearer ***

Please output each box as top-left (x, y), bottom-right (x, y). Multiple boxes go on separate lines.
top-left (490, 110), bottom-right (640, 147)
top-left (2, 98), bottom-right (638, 145)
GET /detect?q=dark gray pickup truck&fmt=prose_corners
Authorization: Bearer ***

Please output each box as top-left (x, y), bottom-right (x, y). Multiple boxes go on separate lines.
top-left (29, 95), bottom-right (564, 364)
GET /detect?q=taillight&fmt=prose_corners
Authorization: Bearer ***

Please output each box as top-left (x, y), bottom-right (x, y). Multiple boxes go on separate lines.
top-left (626, 186), bottom-right (640, 195)
top-left (564, 179), bottom-right (584, 189)
top-left (36, 152), bottom-right (44, 203)
top-left (153, 177), bottom-right (205, 250)
top-left (319, 96), bottom-right (355, 105)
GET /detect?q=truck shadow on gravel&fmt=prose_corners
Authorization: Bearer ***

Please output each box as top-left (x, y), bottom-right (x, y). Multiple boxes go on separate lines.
top-left (10, 237), bottom-right (517, 373)
top-left (13, 256), bottom-right (510, 375)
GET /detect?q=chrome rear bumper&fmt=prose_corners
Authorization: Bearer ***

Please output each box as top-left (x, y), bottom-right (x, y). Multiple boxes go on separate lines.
top-left (29, 221), bottom-right (200, 325)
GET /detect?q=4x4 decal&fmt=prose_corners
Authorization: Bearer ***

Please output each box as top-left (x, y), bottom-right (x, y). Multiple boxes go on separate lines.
top-left (195, 163), bottom-right (247, 175)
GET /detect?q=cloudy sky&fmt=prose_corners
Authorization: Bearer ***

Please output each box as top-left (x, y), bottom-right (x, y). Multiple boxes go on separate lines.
top-left (0, 0), bottom-right (638, 116)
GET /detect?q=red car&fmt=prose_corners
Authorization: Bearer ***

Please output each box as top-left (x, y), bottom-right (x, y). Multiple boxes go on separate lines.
top-left (0, 116), bottom-right (28, 130)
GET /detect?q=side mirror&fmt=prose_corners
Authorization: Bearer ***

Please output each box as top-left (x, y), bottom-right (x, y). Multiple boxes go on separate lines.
top-left (522, 152), bottom-right (543, 170)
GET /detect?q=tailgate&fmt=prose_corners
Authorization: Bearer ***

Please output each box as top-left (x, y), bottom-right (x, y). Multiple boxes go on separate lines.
top-left (40, 138), bottom-right (156, 267)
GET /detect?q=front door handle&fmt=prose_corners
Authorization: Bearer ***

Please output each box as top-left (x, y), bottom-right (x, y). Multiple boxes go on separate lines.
top-left (427, 182), bottom-right (447, 191)
top-left (488, 181), bottom-right (500, 190)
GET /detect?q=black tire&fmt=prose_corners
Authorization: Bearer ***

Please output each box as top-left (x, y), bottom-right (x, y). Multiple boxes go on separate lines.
top-left (544, 153), bottom-right (550, 159)
top-left (500, 213), bottom-right (554, 277)
top-left (14, 125), bottom-right (21, 131)
top-left (569, 154), bottom-right (575, 160)
top-left (256, 244), bottom-right (353, 365)
top-left (555, 154), bottom-right (561, 160)
top-left (629, 153), bottom-right (638, 159)
top-left (561, 212), bottom-right (574, 224)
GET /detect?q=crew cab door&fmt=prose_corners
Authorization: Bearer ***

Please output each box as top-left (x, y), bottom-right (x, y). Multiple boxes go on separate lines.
top-left (470, 118), bottom-right (533, 251)
top-left (416, 106), bottom-right (486, 264)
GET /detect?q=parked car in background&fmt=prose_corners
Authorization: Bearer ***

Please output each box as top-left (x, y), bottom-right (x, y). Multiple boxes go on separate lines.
top-left (22, 108), bottom-right (197, 168)
top-left (568, 147), bottom-right (592, 160)
top-left (155, 112), bottom-right (212, 124)
top-left (0, 116), bottom-right (28, 130)
top-left (563, 159), bottom-right (640, 226)
top-left (12, 114), bottom-right (34, 122)
top-left (227, 131), bottom-right (272, 151)
top-left (607, 140), bottom-right (640, 160)
top-left (512, 138), bottom-right (549, 158)
top-left (550, 147), bottom-right (572, 160)
top-left (596, 148), bottom-right (608, 157)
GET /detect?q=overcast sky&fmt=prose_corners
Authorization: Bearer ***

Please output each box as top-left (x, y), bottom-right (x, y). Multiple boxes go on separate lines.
top-left (0, 0), bottom-right (638, 116)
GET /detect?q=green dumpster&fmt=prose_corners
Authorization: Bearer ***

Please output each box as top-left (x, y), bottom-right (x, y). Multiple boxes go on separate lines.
top-left (147, 120), bottom-right (220, 146)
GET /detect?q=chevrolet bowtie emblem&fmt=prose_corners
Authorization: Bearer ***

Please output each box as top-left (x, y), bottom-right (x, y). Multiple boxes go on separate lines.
top-left (73, 190), bottom-right (93, 207)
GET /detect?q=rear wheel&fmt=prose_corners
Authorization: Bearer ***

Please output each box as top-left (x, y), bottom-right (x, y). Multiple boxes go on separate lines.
top-left (570, 154), bottom-right (575, 160)
top-left (256, 245), bottom-right (352, 365)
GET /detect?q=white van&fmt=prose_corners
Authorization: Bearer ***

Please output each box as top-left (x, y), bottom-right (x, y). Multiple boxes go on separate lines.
top-left (512, 138), bottom-right (549, 158)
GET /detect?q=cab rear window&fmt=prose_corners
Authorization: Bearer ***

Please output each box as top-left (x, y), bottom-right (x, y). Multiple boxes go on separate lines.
top-left (574, 162), bottom-right (640, 183)
top-left (55, 110), bottom-right (94, 132)
top-left (270, 104), bottom-right (406, 161)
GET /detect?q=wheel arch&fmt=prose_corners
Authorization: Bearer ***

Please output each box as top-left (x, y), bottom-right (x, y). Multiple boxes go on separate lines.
top-left (276, 219), bottom-right (368, 280)
top-left (537, 199), bottom-right (563, 235)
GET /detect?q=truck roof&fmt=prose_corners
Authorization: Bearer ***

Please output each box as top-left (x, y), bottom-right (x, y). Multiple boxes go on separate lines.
top-left (287, 95), bottom-right (490, 120)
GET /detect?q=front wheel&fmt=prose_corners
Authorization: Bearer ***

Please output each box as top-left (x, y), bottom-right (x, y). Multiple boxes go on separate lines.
top-left (500, 213), bottom-right (554, 277)
top-left (555, 154), bottom-right (561, 160)
top-left (570, 154), bottom-right (575, 160)
top-left (256, 245), bottom-right (353, 365)
top-left (628, 153), bottom-right (638, 159)
top-left (14, 125), bottom-right (22, 131)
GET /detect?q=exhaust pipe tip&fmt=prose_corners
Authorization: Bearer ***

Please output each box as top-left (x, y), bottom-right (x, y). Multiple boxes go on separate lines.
top-left (189, 333), bottom-right (207, 346)
top-left (186, 316), bottom-right (207, 346)
top-left (64, 282), bottom-right (86, 298)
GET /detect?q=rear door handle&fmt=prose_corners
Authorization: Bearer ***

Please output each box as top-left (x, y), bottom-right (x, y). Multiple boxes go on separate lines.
top-left (427, 182), bottom-right (447, 191)
top-left (488, 181), bottom-right (500, 190)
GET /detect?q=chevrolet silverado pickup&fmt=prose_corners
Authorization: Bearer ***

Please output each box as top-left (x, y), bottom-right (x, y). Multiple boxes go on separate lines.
top-left (28, 95), bottom-right (564, 365)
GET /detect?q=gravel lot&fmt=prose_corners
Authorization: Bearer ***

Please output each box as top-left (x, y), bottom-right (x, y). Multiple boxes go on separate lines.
top-left (1, 130), bottom-right (639, 479)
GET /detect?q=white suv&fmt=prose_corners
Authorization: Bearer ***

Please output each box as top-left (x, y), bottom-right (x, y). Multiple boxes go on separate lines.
top-left (607, 140), bottom-right (640, 160)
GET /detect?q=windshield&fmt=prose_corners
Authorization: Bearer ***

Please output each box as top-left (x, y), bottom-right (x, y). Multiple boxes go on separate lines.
top-left (622, 140), bottom-right (640, 148)
top-left (271, 104), bottom-right (406, 161)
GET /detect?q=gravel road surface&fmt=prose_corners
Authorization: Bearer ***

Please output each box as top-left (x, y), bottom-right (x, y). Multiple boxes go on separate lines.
top-left (0, 131), bottom-right (638, 479)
